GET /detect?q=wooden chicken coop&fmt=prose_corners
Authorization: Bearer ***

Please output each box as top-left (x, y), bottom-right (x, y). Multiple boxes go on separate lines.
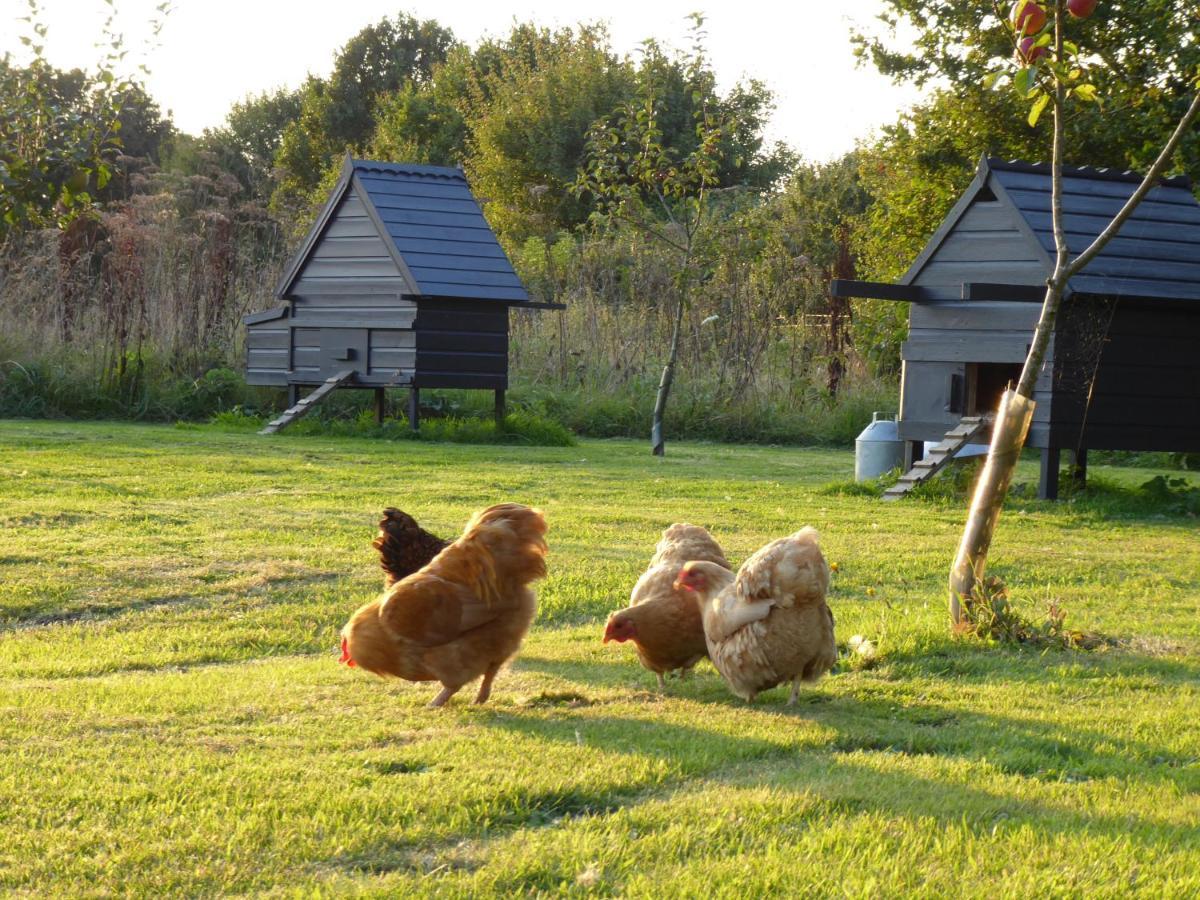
top-left (244, 156), bottom-right (555, 432)
top-left (834, 155), bottom-right (1200, 499)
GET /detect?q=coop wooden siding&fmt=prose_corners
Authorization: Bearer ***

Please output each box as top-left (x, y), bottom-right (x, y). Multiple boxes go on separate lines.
top-left (908, 200), bottom-right (1047, 288)
top-left (900, 298), bottom-right (1054, 446)
top-left (1049, 301), bottom-right (1200, 450)
top-left (286, 283), bottom-right (418, 331)
top-left (904, 302), bottom-right (1046, 372)
top-left (414, 299), bottom-right (508, 389)
top-left (245, 315), bottom-right (290, 386)
top-left (292, 193), bottom-right (411, 291)
top-left (368, 329), bottom-right (416, 378)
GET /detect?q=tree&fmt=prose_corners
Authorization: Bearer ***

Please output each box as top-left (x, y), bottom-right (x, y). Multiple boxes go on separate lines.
top-left (770, 155), bottom-right (872, 394)
top-left (856, 0), bottom-right (1199, 164)
top-left (0, 1), bottom-right (171, 238)
top-left (323, 14), bottom-right (457, 149)
top-left (215, 87), bottom-right (303, 197)
top-left (271, 14), bottom-right (457, 216)
top-left (945, 1), bottom-right (1200, 622)
top-left (464, 24), bottom-right (639, 242)
top-left (576, 16), bottom-right (731, 456)
top-left (369, 21), bottom-right (792, 245)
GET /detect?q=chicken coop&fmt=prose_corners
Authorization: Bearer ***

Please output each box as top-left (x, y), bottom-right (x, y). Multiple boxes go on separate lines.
top-left (834, 155), bottom-right (1200, 499)
top-left (243, 156), bottom-right (556, 432)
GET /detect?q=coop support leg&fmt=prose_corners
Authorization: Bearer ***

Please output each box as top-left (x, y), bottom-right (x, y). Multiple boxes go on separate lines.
top-left (407, 387), bottom-right (420, 432)
top-left (1069, 447), bottom-right (1087, 489)
top-left (374, 388), bottom-right (385, 426)
top-left (903, 440), bottom-right (924, 471)
top-left (1039, 446), bottom-right (1060, 501)
top-left (288, 384), bottom-right (300, 407)
top-left (494, 389), bottom-right (506, 427)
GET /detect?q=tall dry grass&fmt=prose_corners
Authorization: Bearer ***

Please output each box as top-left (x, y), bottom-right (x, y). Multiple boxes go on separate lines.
top-left (1, 193), bottom-right (894, 442)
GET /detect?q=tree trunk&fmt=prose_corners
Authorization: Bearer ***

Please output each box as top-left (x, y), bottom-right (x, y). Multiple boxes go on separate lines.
top-left (651, 279), bottom-right (688, 456)
top-left (825, 224), bottom-right (855, 397)
top-left (947, 388), bottom-right (1036, 619)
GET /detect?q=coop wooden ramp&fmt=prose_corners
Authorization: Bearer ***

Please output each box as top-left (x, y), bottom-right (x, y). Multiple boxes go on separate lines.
top-left (883, 416), bottom-right (990, 501)
top-left (259, 370), bottom-right (356, 435)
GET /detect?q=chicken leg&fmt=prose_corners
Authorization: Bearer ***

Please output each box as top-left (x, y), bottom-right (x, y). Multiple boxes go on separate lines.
top-left (428, 684), bottom-right (461, 708)
top-left (473, 662), bottom-right (502, 705)
top-left (787, 677), bottom-right (802, 706)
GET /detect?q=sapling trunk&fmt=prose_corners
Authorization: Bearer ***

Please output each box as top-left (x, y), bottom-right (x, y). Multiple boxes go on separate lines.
top-left (651, 250), bottom-right (692, 456)
top-left (651, 271), bottom-right (689, 456)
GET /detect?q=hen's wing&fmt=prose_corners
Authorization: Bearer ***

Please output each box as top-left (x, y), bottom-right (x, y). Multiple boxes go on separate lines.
top-left (378, 574), bottom-right (511, 647)
top-left (705, 527), bottom-right (829, 644)
top-left (733, 526), bottom-right (829, 610)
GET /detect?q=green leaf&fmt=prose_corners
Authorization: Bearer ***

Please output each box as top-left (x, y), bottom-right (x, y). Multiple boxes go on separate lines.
top-left (1028, 92), bottom-right (1051, 127)
top-left (1072, 83), bottom-right (1098, 103)
top-left (1013, 68), bottom-right (1033, 97)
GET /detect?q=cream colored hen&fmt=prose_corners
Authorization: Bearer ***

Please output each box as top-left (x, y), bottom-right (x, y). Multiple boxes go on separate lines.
top-left (673, 526), bottom-right (836, 704)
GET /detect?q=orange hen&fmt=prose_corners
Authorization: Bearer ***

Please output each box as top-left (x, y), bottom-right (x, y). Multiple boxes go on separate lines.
top-left (341, 503), bottom-right (548, 707)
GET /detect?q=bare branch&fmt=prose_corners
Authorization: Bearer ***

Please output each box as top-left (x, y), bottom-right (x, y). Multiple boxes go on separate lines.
top-left (1065, 88), bottom-right (1200, 279)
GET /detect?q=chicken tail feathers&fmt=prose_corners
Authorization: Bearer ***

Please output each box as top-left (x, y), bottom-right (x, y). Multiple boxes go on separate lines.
top-left (374, 508), bottom-right (450, 588)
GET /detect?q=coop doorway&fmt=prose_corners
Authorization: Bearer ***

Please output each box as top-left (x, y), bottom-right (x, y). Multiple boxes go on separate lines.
top-left (967, 363), bottom-right (1022, 417)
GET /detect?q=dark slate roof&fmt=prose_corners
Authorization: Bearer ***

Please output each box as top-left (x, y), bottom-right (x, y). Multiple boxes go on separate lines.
top-left (276, 156), bottom-right (529, 303)
top-left (988, 157), bottom-right (1200, 301)
top-left (350, 160), bottom-right (528, 302)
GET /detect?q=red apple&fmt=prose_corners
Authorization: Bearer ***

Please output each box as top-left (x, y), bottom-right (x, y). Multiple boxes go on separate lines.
top-left (1012, 0), bottom-right (1047, 35)
top-left (1067, 0), bottom-right (1098, 18)
top-left (1017, 36), bottom-right (1048, 63)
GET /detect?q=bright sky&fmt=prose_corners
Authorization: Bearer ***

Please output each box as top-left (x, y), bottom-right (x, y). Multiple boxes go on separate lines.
top-left (2, 0), bottom-right (926, 162)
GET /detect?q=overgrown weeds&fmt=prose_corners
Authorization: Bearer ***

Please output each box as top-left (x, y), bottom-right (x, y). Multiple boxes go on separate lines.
top-left (2, 202), bottom-right (899, 446)
top-left (954, 576), bottom-right (1108, 650)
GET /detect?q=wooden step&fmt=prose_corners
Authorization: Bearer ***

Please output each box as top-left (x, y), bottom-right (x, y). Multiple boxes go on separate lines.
top-left (259, 370), bottom-right (357, 435)
top-left (881, 416), bottom-right (991, 501)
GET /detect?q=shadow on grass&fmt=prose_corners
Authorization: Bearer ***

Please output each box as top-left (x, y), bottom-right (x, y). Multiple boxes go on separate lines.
top-left (884, 637), bottom-right (1200, 685)
top-left (512, 642), bottom-right (1200, 794)
top-left (0, 570), bottom-right (344, 633)
top-left (333, 702), bottom-right (1195, 884)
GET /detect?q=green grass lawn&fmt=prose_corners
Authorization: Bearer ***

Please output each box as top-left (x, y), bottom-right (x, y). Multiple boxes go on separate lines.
top-left (2, 420), bottom-right (1197, 896)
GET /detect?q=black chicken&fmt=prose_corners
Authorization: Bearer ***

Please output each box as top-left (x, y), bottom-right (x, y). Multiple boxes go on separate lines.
top-left (372, 508), bottom-right (451, 588)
